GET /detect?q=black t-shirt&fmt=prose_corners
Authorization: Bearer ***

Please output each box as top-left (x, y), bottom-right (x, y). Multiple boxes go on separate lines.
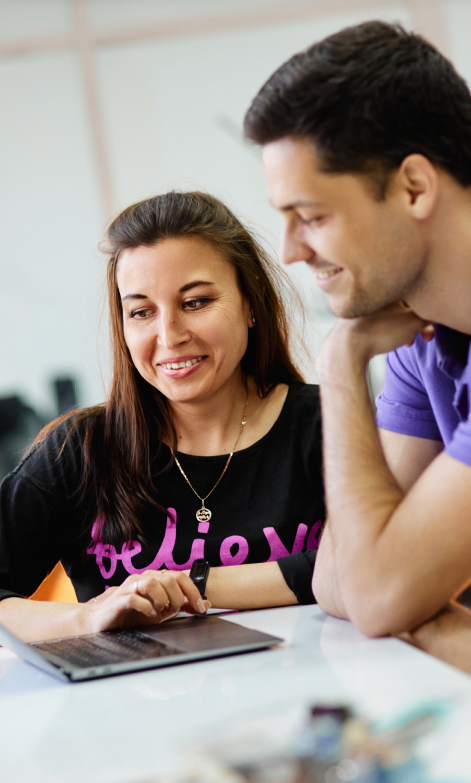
top-left (0, 383), bottom-right (324, 605)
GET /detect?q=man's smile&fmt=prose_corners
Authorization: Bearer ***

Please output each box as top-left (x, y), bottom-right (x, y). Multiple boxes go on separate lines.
top-left (314, 265), bottom-right (344, 288)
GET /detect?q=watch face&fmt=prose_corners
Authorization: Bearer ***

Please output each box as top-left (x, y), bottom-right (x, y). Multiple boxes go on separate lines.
top-left (190, 560), bottom-right (209, 580)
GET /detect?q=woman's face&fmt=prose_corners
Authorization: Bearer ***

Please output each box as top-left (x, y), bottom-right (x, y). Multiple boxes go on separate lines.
top-left (117, 236), bottom-right (253, 405)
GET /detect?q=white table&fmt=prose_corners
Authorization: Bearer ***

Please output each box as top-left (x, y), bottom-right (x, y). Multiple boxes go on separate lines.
top-left (1, 605), bottom-right (471, 783)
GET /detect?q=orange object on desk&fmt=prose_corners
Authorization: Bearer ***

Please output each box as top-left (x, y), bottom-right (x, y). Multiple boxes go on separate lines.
top-left (30, 563), bottom-right (77, 603)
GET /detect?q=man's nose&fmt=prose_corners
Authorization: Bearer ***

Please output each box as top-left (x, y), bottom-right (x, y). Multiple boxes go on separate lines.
top-left (280, 223), bottom-right (315, 266)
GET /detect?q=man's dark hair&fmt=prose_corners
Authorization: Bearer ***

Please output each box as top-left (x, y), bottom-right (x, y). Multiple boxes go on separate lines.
top-left (244, 21), bottom-right (471, 197)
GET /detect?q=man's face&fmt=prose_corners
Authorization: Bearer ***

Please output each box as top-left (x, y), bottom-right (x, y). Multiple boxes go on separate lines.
top-left (263, 137), bottom-right (425, 318)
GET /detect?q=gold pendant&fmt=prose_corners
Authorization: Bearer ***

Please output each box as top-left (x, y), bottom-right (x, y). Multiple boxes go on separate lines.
top-left (196, 506), bottom-right (212, 523)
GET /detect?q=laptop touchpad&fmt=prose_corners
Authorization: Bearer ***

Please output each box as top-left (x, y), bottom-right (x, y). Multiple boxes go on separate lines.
top-left (139, 615), bottom-right (266, 652)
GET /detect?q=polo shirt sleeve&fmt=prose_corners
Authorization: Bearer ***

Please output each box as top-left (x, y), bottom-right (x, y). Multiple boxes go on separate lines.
top-left (446, 422), bottom-right (471, 466)
top-left (376, 346), bottom-right (442, 441)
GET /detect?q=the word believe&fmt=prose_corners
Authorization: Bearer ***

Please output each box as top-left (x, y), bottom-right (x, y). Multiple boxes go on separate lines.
top-left (87, 508), bottom-right (323, 581)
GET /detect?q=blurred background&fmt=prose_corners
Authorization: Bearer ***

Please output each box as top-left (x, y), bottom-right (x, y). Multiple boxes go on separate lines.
top-left (0, 0), bottom-right (470, 597)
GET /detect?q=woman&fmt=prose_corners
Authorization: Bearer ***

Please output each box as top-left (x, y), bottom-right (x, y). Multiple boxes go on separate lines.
top-left (0, 192), bottom-right (324, 641)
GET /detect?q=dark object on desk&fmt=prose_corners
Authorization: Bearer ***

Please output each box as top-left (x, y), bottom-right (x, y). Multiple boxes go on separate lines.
top-left (53, 377), bottom-right (78, 415)
top-left (0, 396), bottom-right (45, 481)
top-left (0, 614), bottom-right (283, 682)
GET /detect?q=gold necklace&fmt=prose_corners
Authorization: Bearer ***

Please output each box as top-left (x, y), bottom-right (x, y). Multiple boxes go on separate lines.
top-left (174, 391), bottom-right (249, 524)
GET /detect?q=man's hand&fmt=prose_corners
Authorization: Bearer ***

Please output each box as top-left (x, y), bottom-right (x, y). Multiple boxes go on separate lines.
top-left (317, 302), bottom-right (434, 379)
top-left (314, 290), bottom-right (471, 638)
top-left (399, 602), bottom-right (471, 675)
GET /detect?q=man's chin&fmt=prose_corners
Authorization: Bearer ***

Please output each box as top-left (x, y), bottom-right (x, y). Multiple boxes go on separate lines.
top-left (329, 295), bottom-right (383, 320)
top-left (328, 298), bottom-right (359, 320)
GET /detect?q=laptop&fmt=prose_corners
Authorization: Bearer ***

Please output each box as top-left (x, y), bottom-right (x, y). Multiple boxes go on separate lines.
top-left (0, 614), bottom-right (283, 682)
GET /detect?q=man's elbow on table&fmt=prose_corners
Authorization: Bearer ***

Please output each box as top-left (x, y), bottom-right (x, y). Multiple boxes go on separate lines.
top-left (311, 527), bottom-right (418, 636)
top-left (311, 525), bottom-right (350, 621)
top-left (313, 576), bottom-right (399, 638)
top-left (344, 578), bottom-right (455, 639)
top-left (315, 560), bottom-right (447, 639)
top-left (346, 594), bottom-right (411, 639)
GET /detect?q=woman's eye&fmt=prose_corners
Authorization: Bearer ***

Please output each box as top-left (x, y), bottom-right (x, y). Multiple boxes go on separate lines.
top-left (183, 298), bottom-right (210, 310)
top-left (131, 308), bottom-right (152, 319)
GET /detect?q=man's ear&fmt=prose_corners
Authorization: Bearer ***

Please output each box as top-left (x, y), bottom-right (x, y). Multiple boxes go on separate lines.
top-left (397, 154), bottom-right (438, 220)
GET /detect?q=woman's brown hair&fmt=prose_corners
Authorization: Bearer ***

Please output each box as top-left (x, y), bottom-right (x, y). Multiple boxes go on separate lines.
top-left (37, 192), bottom-right (304, 545)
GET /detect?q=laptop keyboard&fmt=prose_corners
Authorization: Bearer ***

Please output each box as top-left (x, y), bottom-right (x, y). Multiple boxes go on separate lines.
top-left (33, 630), bottom-right (184, 669)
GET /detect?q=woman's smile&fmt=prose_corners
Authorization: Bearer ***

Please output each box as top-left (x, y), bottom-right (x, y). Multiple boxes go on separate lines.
top-left (157, 355), bottom-right (207, 378)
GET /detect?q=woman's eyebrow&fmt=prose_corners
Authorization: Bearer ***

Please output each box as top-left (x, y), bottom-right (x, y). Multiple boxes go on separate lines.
top-left (179, 280), bottom-right (214, 293)
top-left (121, 293), bottom-right (147, 301)
top-left (121, 282), bottom-right (214, 301)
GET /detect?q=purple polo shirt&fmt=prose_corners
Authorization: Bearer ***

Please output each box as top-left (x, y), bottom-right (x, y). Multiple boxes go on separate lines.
top-left (376, 324), bottom-right (471, 466)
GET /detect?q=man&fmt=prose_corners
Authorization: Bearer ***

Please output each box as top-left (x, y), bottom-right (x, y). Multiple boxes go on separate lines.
top-left (243, 20), bottom-right (471, 659)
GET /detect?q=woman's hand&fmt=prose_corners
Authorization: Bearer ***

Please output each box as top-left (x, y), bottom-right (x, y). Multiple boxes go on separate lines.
top-left (85, 570), bottom-right (210, 633)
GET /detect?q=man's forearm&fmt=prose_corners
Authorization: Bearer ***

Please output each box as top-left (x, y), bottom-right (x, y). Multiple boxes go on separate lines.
top-left (318, 334), bottom-right (405, 631)
top-left (316, 309), bottom-right (446, 635)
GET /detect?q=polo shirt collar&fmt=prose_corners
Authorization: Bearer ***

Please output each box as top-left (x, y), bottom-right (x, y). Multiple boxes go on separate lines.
top-left (434, 323), bottom-right (471, 381)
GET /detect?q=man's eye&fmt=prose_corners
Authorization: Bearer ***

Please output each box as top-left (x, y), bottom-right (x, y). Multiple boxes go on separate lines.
top-left (300, 215), bottom-right (323, 225)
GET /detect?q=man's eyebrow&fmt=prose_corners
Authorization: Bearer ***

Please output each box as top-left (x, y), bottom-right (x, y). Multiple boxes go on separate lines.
top-left (271, 199), bottom-right (328, 211)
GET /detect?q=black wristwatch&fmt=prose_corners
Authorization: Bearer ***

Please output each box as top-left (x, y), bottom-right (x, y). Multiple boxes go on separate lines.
top-left (189, 558), bottom-right (210, 600)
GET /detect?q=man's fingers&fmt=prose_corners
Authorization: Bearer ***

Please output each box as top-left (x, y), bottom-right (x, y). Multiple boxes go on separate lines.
top-left (421, 324), bottom-right (435, 342)
top-left (405, 322), bottom-right (435, 348)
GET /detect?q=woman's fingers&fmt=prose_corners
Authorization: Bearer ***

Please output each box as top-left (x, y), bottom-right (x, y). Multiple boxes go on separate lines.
top-left (183, 599), bottom-right (212, 615)
top-left (137, 570), bottom-right (208, 615)
top-left (87, 569), bottom-right (209, 632)
top-left (113, 591), bottom-right (158, 619)
top-left (87, 591), bottom-right (157, 633)
top-left (87, 586), bottom-right (118, 604)
top-left (135, 573), bottom-right (184, 615)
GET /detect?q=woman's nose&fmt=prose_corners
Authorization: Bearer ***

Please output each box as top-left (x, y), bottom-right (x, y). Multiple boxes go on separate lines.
top-left (157, 312), bottom-right (189, 349)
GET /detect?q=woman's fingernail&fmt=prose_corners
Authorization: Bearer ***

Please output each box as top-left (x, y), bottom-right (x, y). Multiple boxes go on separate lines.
top-left (150, 609), bottom-right (158, 617)
top-left (197, 599), bottom-right (206, 613)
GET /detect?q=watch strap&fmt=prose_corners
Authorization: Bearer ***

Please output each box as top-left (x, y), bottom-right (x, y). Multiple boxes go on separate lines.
top-left (189, 558), bottom-right (210, 600)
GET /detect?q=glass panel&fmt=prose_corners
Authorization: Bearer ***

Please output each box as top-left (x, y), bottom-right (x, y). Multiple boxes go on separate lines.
top-left (0, 51), bottom-right (104, 411)
top-left (89, 0), bottom-right (329, 32)
top-left (0, 0), bottom-right (73, 43)
top-left (444, 0), bottom-right (471, 88)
